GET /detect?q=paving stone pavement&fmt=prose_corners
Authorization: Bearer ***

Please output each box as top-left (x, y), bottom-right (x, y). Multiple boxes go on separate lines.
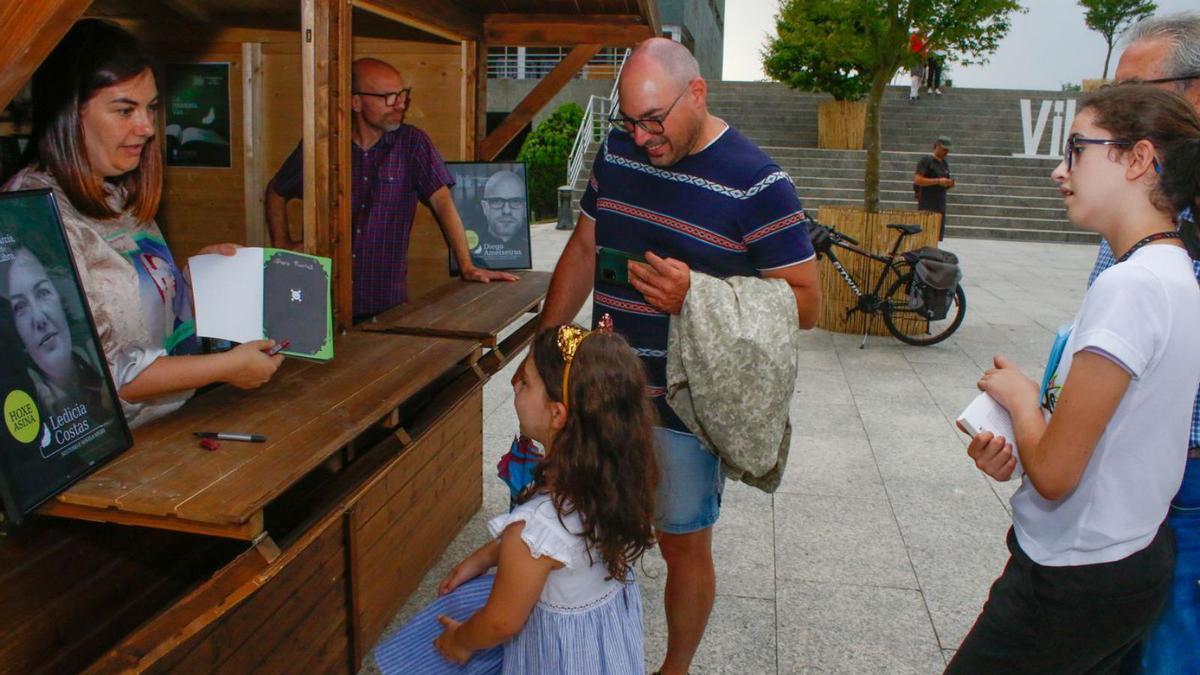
top-left (360, 223), bottom-right (1101, 674)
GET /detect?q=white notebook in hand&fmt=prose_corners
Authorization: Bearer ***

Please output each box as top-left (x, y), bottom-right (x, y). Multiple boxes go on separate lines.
top-left (957, 392), bottom-right (1023, 475)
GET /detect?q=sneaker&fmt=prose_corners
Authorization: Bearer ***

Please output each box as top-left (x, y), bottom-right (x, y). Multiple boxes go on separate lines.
top-left (926, 87), bottom-right (933, 94)
top-left (935, 88), bottom-right (943, 95)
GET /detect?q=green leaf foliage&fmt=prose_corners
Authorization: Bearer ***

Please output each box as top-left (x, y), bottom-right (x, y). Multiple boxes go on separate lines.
top-left (761, 0), bottom-right (1023, 210)
top-left (516, 102), bottom-right (585, 221)
top-left (1078, 0), bottom-right (1156, 78)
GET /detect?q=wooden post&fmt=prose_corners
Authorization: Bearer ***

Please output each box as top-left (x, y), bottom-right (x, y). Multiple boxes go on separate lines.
top-left (302, 0), bottom-right (353, 332)
top-left (242, 42), bottom-right (266, 246)
top-left (478, 43), bottom-right (602, 160)
top-left (473, 40), bottom-right (488, 160)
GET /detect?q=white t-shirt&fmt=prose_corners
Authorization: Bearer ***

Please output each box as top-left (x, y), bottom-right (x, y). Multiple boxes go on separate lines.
top-left (487, 493), bottom-right (626, 609)
top-left (1012, 245), bottom-right (1200, 566)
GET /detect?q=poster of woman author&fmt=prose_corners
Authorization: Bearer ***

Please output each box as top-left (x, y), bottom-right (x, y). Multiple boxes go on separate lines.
top-left (447, 162), bottom-right (532, 272)
top-left (0, 190), bottom-right (130, 522)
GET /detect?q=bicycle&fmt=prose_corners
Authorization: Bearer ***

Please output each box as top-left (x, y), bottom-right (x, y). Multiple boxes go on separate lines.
top-left (807, 220), bottom-right (966, 347)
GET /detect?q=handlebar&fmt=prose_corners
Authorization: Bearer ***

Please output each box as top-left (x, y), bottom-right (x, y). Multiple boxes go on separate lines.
top-left (837, 231), bottom-right (860, 246)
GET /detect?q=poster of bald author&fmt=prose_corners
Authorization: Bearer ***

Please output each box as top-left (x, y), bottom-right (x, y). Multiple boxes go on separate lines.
top-left (447, 162), bottom-right (532, 272)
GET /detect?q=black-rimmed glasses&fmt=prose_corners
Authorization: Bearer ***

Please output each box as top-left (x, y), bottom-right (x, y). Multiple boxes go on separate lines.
top-left (609, 89), bottom-right (687, 135)
top-left (353, 88), bottom-right (412, 107)
top-left (1121, 73), bottom-right (1200, 87)
top-left (1066, 135), bottom-right (1131, 171)
top-left (481, 197), bottom-right (526, 210)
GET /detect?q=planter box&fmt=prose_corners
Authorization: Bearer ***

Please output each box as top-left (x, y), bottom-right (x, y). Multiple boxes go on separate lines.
top-left (817, 100), bottom-right (867, 150)
top-left (815, 206), bottom-right (942, 336)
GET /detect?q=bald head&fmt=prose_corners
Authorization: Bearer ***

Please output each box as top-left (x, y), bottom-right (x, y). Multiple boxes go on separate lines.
top-left (351, 58), bottom-right (408, 134)
top-left (481, 170), bottom-right (526, 242)
top-left (624, 37), bottom-right (700, 88)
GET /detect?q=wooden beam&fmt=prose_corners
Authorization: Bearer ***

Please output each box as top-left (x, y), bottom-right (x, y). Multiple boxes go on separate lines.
top-left (484, 13), bottom-right (653, 46)
top-left (302, 0), bottom-right (353, 332)
top-left (163, 0), bottom-right (212, 23)
top-left (350, 0), bottom-right (482, 42)
top-left (473, 40), bottom-right (488, 161)
top-left (478, 43), bottom-right (601, 161)
top-left (0, 0), bottom-right (92, 112)
top-left (242, 42), bottom-right (266, 247)
top-left (637, 0), bottom-right (663, 37)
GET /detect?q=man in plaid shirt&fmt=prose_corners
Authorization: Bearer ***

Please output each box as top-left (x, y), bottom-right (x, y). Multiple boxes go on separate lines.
top-left (266, 58), bottom-right (514, 320)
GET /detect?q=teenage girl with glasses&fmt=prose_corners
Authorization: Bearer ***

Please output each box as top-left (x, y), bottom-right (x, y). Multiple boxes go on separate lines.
top-left (947, 84), bottom-right (1200, 672)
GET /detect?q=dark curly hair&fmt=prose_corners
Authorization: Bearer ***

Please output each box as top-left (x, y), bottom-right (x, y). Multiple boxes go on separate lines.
top-left (519, 325), bottom-right (660, 581)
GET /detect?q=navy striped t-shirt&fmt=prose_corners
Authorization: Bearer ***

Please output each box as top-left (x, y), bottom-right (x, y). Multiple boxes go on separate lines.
top-left (580, 126), bottom-right (815, 432)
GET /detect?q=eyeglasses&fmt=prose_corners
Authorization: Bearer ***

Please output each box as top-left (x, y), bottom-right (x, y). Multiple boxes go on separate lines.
top-left (353, 88), bottom-right (412, 107)
top-left (609, 89), bottom-right (687, 135)
top-left (1065, 135), bottom-right (1131, 171)
top-left (1120, 73), bottom-right (1200, 87)
top-left (481, 197), bottom-right (526, 210)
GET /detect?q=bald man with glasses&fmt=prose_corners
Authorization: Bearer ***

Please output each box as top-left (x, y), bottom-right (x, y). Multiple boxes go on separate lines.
top-left (266, 58), bottom-right (514, 321)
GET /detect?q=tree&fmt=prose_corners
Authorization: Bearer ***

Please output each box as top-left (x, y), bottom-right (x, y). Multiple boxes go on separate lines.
top-left (1079, 0), bottom-right (1157, 79)
top-left (762, 0), bottom-right (1022, 212)
top-left (517, 102), bottom-right (584, 221)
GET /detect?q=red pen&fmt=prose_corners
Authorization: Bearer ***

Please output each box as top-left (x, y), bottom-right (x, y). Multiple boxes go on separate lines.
top-left (265, 339), bottom-right (291, 356)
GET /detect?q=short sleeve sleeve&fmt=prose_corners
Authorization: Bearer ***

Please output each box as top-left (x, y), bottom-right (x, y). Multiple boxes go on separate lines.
top-left (915, 155), bottom-right (932, 177)
top-left (739, 166), bottom-right (815, 271)
top-left (487, 497), bottom-right (584, 569)
top-left (410, 129), bottom-right (454, 202)
top-left (270, 142), bottom-right (304, 200)
top-left (1073, 266), bottom-right (1168, 377)
top-left (578, 136), bottom-right (607, 221)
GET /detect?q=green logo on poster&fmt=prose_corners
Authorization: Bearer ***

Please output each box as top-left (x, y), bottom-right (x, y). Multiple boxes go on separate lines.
top-left (465, 229), bottom-right (480, 250)
top-left (4, 390), bottom-right (40, 444)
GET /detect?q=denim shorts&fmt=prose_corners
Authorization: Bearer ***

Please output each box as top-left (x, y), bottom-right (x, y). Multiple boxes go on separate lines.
top-left (653, 427), bottom-right (725, 534)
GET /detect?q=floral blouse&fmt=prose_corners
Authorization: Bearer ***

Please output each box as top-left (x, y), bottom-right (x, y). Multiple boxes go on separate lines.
top-left (5, 167), bottom-right (197, 428)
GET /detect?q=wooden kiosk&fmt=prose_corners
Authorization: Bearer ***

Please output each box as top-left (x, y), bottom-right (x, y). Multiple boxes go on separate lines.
top-left (0, 2), bottom-right (658, 673)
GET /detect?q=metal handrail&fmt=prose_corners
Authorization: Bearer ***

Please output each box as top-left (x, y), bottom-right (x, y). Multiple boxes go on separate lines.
top-left (487, 48), bottom-right (626, 80)
top-left (565, 49), bottom-right (630, 193)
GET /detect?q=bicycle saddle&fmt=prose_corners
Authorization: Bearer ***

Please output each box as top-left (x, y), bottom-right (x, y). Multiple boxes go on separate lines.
top-left (887, 223), bottom-right (923, 235)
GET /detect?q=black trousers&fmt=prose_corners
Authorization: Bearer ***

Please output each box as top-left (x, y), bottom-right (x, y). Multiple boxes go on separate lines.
top-left (946, 525), bottom-right (1175, 675)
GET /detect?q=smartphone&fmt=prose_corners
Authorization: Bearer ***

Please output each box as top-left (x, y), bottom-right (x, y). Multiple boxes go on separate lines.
top-left (596, 246), bottom-right (645, 287)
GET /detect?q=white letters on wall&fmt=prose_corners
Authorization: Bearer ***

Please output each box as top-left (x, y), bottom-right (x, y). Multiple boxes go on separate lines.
top-left (1015, 98), bottom-right (1077, 158)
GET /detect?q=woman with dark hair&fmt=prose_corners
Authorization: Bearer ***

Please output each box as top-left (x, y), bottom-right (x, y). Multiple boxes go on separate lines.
top-left (0, 244), bottom-right (107, 421)
top-left (4, 19), bottom-right (281, 428)
top-left (948, 85), bottom-right (1200, 672)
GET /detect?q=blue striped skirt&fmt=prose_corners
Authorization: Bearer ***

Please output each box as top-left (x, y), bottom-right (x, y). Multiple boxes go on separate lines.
top-left (373, 574), bottom-right (501, 675)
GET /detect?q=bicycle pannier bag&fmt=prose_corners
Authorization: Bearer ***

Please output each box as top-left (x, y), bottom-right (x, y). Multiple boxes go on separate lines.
top-left (903, 247), bottom-right (961, 320)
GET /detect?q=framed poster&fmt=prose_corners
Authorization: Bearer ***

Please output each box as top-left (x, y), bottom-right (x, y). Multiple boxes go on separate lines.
top-left (165, 63), bottom-right (232, 168)
top-left (447, 162), bottom-right (532, 272)
top-left (0, 189), bottom-right (132, 525)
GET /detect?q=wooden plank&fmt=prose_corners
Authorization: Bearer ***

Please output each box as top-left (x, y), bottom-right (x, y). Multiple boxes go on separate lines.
top-left (477, 314), bottom-right (538, 377)
top-left (49, 333), bottom-right (479, 531)
top-left (242, 42), bottom-right (267, 247)
top-left (40, 502), bottom-right (265, 540)
top-left (350, 0), bottom-right (482, 41)
top-left (333, 0), bottom-right (354, 332)
top-left (88, 509), bottom-right (346, 674)
top-left (0, 0), bottom-right (92, 111)
top-left (362, 270), bottom-right (550, 343)
top-left (484, 13), bottom-right (653, 46)
top-left (636, 0), bottom-right (662, 36)
top-left (478, 44), bottom-right (601, 160)
top-left (473, 39), bottom-right (488, 161)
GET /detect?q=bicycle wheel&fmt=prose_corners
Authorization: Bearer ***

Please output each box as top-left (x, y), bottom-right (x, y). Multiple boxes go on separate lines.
top-left (881, 270), bottom-right (966, 346)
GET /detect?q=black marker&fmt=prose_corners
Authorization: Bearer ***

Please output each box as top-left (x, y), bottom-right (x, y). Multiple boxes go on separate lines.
top-left (194, 432), bottom-right (267, 443)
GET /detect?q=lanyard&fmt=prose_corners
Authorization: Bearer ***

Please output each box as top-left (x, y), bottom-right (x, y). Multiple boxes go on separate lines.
top-left (1115, 231), bottom-right (1182, 264)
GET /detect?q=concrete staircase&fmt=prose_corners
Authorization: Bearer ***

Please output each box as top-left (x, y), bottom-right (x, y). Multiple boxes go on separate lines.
top-left (572, 81), bottom-right (1092, 243)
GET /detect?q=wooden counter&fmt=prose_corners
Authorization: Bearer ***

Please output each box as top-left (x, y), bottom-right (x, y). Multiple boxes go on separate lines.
top-left (41, 331), bottom-right (481, 541)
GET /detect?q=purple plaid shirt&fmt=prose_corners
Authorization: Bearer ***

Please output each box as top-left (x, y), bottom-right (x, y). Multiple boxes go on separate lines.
top-left (271, 124), bottom-right (454, 315)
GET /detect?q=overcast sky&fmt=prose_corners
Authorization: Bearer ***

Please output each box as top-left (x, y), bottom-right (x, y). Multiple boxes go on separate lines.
top-left (723, 0), bottom-right (1197, 90)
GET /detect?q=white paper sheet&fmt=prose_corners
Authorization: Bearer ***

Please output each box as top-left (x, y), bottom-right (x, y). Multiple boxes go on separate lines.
top-left (189, 247), bottom-right (264, 343)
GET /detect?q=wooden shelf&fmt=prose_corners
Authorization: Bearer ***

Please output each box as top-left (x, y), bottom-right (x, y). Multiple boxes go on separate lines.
top-left (40, 332), bottom-right (480, 540)
top-left (361, 271), bottom-right (549, 346)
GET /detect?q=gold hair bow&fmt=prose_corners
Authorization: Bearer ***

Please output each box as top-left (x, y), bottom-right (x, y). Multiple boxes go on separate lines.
top-left (556, 314), bottom-right (614, 409)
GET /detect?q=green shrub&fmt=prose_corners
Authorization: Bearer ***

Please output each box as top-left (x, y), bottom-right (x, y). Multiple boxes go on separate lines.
top-left (517, 102), bottom-right (584, 221)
